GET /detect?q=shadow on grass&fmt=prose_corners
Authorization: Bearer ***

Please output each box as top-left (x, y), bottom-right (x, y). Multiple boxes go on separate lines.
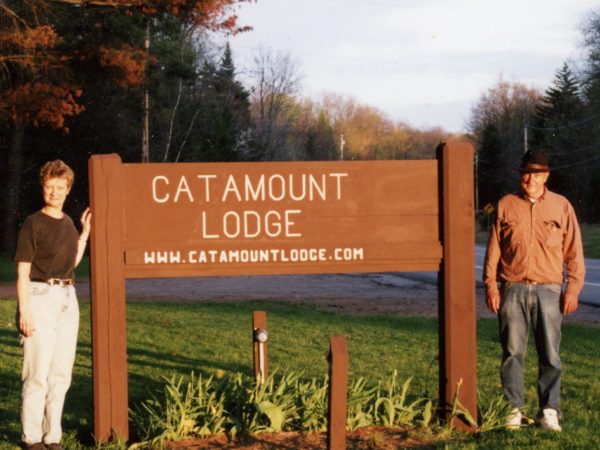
top-left (0, 365), bottom-right (22, 444)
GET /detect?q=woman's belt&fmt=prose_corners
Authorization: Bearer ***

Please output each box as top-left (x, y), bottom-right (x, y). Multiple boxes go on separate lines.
top-left (31, 278), bottom-right (74, 286)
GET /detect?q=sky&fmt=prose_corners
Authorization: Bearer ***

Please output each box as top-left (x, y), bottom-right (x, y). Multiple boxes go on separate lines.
top-left (225, 0), bottom-right (598, 132)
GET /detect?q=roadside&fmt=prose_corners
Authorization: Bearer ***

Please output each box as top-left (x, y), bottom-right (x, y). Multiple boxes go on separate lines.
top-left (1, 273), bottom-right (598, 327)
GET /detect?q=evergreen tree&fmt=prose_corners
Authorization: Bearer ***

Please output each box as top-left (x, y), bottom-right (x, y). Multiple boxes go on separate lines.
top-left (177, 42), bottom-right (251, 162)
top-left (581, 11), bottom-right (600, 221)
top-left (530, 63), bottom-right (591, 219)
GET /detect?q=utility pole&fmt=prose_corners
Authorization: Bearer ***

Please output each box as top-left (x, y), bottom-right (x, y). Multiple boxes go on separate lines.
top-left (474, 152), bottom-right (479, 213)
top-left (340, 134), bottom-right (345, 160)
top-left (524, 125), bottom-right (528, 154)
top-left (141, 19), bottom-right (150, 163)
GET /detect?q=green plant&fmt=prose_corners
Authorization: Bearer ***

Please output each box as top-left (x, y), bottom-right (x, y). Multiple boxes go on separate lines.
top-left (250, 370), bottom-right (299, 433)
top-left (346, 377), bottom-right (376, 431)
top-left (296, 376), bottom-right (328, 432)
top-left (374, 371), bottom-right (431, 428)
top-left (132, 372), bottom-right (228, 446)
top-left (476, 393), bottom-right (516, 433)
top-left (448, 379), bottom-right (478, 430)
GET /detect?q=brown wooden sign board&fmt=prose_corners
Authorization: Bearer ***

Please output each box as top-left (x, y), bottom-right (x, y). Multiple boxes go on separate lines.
top-left (88, 141), bottom-right (477, 441)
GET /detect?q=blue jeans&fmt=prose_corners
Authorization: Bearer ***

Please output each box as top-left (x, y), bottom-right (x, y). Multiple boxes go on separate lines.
top-left (499, 282), bottom-right (562, 414)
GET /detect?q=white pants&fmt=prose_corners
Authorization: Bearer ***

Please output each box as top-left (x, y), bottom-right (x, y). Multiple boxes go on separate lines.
top-left (21, 282), bottom-right (79, 444)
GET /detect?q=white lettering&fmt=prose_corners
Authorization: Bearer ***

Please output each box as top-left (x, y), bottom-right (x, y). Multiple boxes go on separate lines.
top-left (268, 174), bottom-right (286, 201)
top-left (197, 175), bottom-right (217, 202)
top-left (219, 251), bottom-right (228, 263)
top-left (152, 176), bottom-right (170, 203)
top-left (289, 174), bottom-right (306, 201)
top-left (201, 211), bottom-right (219, 239)
top-left (309, 174), bottom-right (326, 201)
top-left (265, 211), bottom-right (282, 237)
top-left (228, 250), bottom-right (240, 263)
top-left (245, 174), bottom-right (265, 201)
top-left (243, 211), bottom-right (261, 238)
top-left (174, 176), bottom-right (194, 202)
top-left (223, 211), bottom-right (241, 238)
top-left (222, 175), bottom-right (242, 202)
top-left (285, 210), bottom-right (301, 237)
top-left (329, 173), bottom-right (348, 200)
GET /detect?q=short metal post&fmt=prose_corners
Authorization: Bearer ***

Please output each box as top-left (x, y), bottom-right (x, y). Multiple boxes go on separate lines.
top-left (327, 336), bottom-right (348, 450)
top-left (252, 311), bottom-right (268, 384)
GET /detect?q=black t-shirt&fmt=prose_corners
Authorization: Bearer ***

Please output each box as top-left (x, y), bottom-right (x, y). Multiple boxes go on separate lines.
top-left (14, 211), bottom-right (79, 280)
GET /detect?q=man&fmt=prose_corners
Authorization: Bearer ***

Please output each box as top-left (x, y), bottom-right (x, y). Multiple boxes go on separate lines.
top-left (15, 160), bottom-right (91, 450)
top-left (483, 149), bottom-right (585, 432)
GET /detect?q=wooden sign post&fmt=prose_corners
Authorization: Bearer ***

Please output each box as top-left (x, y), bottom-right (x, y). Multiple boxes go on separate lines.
top-left (327, 336), bottom-right (348, 450)
top-left (88, 141), bottom-right (476, 440)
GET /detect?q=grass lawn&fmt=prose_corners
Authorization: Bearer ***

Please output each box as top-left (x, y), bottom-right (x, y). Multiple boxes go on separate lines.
top-left (0, 298), bottom-right (598, 449)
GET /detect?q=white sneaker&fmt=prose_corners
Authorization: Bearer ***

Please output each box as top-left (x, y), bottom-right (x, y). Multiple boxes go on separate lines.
top-left (506, 408), bottom-right (523, 430)
top-left (540, 408), bottom-right (562, 432)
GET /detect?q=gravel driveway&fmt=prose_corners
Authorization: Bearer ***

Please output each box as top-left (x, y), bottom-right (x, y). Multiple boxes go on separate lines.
top-left (2, 273), bottom-right (598, 327)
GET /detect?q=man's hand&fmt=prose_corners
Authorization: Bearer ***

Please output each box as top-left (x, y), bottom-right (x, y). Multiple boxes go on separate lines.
top-left (562, 292), bottom-right (578, 315)
top-left (487, 291), bottom-right (501, 314)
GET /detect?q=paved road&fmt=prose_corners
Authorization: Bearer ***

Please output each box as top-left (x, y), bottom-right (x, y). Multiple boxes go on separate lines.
top-left (398, 245), bottom-right (599, 307)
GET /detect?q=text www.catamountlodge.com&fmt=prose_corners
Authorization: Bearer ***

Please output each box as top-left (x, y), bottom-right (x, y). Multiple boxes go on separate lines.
top-left (143, 247), bottom-right (364, 264)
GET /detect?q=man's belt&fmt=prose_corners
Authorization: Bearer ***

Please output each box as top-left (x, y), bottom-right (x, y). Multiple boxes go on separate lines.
top-left (519, 280), bottom-right (554, 285)
top-left (31, 278), bottom-right (74, 286)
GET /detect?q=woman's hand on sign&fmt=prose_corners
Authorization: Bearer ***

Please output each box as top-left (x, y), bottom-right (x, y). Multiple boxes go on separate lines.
top-left (80, 207), bottom-right (92, 239)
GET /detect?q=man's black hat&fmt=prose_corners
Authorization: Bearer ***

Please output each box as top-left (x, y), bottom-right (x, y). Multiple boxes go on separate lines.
top-left (520, 150), bottom-right (550, 173)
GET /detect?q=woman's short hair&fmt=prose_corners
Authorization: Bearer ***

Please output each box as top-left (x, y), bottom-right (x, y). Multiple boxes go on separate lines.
top-left (39, 160), bottom-right (75, 188)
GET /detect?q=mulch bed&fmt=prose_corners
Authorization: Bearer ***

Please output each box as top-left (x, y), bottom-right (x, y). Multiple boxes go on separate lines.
top-left (164, 426), bottom-right (449, 449)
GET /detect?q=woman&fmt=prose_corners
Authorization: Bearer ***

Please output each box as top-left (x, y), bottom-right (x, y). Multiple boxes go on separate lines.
top-left (15, 160), bottom-right (91, 450)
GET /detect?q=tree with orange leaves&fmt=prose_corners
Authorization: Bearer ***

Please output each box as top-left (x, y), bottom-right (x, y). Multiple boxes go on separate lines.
top-left (0, 0), bottom-right (251, 254)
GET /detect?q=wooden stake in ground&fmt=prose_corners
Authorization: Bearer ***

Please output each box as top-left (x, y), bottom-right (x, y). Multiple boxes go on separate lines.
top-left (327, 336), bottom-right (348, 450)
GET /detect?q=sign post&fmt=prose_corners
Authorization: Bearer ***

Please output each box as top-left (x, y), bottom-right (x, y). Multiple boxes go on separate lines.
top-left (88, 141), bottom-right (476, 440)
top-left (327, 336), bottom-right (348, 450)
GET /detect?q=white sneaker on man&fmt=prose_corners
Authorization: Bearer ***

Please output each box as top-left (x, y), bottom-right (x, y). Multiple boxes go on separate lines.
top-left (539, 408), bottom-right (562, 432)
top-left (506, 408), bottom-right (523, 430)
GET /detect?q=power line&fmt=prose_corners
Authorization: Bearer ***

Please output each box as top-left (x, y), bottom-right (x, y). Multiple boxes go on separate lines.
top-left (549, 142), bottom-right (599, 156)
top-left (552, 153), bottom-right (600, 171)
top-left (526, 112), bottom-right (600, 132)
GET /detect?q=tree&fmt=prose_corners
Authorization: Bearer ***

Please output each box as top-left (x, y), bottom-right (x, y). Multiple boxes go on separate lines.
top-left (467, 79), bottom-right (541, 209)
top-left (248, 47), bottom-right (302, 160)
top-left (0, 0), bottom-right (251, 254)
top-left (529, 63), bottom-right (592, 219)
top-left (198, 42), bottom-right (251, 161)
top-left (0, 2), bottom-right (85, 254)
top-left (581, 11), bottom-right (600, 221)
top-left (318, 92), bottom-right (449, 161)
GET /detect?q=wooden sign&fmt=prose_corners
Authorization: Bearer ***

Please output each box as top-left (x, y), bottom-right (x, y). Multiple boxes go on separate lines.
top-left (88, 142), bottom-right (477, 441)
top-left (119, 160), bottom-right (441, 277)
